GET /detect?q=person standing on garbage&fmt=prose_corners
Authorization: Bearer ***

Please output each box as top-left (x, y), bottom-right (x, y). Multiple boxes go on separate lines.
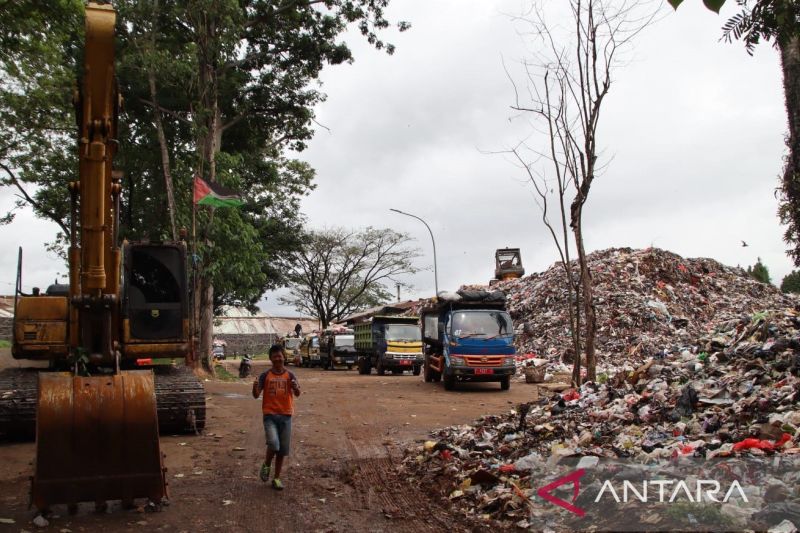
top-left (252, 344), bottom-right (301, 490)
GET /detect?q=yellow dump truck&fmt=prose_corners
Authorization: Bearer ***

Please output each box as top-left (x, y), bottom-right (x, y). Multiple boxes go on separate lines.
top-left (354, 316), bottom-right (422, 376)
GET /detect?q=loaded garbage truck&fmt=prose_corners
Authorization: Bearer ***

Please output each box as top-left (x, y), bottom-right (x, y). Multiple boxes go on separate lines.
top-left (421, 290), bottom-right (516, 390)
top-left (355, 316), bottom-right (423, 376)
top-left (320, 326), bottom-right (357, 370)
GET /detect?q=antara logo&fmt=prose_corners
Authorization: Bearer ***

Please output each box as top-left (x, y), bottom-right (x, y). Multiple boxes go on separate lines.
top-left (536, 469), bottom-right (749, 517)
top-left (537, 469), bottom-right (586, 516)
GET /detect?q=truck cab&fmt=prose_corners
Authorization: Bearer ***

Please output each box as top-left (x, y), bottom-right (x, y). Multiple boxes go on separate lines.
top-left (299, 335), bottom-right (320, 367)
top-left (321, 327), bottom-right (357, 370)
top-left (421, 291), bottom-right (516, 390)
top-left (283, 337), bottom-right (302, 366)
top-left (354, 316), bottom-right (423, 376)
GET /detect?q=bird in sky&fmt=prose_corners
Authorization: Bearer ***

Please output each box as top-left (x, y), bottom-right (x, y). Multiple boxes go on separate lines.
top-left (741, 240), bottom-right (749, 247)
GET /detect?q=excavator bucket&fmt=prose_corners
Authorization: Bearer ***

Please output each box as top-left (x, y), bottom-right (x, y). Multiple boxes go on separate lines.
top-left (32, 371), bottom-right (167, 510)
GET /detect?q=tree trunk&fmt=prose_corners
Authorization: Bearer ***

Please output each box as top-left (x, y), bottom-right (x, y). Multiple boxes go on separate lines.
top-left (147, 70), bottom-right (178, 242)
top-left (200, 275), bottom-right (214, 373)
top-left (573, 217), bottom-right (597, 382)
top-left (780, 37), bottom-right (800, 266)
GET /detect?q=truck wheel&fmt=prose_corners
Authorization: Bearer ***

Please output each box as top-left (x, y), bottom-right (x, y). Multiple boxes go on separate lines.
top-left (377, 361), bottom-right (385, 376)
top-left (413, 366), bottom-right (421, 376)
top-left (443, 373), bottom-right (455, 391)
top-left (500, 376), bottom-right (511, 391)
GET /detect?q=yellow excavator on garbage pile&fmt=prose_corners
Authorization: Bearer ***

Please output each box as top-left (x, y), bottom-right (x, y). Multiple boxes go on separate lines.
top-left (490, 248), bottom-right (525, 285)
top-left (0, 3), bottom-right (205, 511)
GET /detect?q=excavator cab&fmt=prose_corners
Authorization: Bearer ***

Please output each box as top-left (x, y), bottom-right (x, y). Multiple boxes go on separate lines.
top-left (493, 248), bottom-right (525, 282)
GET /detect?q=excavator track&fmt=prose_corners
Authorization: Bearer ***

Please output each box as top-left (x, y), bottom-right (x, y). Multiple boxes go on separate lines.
top-left (153, 365), bottom-right (207, 434)
top-left (0, 368), bottom-right (38, 440)
top-left (0, 366), bottom-right (205, 440)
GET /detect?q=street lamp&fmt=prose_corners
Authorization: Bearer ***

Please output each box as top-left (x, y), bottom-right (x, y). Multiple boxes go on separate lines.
top-left (390, 208), bottom-right (439, 297)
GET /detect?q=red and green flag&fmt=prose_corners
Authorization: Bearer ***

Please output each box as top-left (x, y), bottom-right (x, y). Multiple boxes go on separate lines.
top-left (193, 176), bottom-right (243, 207)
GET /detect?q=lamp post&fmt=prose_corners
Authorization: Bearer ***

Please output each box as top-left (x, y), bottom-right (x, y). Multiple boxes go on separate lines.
top-left (390, 208), bottom-right (439, 297)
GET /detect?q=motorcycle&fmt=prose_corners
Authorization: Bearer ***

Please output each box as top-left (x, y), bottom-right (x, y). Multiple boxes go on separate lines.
top-left (239, 354), bottom-right (253, 378)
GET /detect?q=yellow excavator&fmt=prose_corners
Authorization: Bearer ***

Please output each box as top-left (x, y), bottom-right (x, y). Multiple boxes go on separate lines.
top-left (0, 3), bottom-right (204, 510)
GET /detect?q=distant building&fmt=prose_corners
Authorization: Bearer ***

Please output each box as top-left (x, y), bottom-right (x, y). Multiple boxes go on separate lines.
top-left (213, 306), bottom-right (317, 355)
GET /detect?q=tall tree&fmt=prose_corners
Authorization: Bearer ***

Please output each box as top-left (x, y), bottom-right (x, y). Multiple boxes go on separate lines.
top-left (668, 0), bottom-right (800, 265)
top-left (780, 268), bottom-right (800, 291)
top-left (280, 227), bottom-right (420, 328)
top-left (504, 0), bottom-right (658, 384)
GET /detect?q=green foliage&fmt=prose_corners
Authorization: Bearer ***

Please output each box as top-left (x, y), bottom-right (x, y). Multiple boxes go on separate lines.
top-left (1, 0), bottom-right (408, 314)
top-left (780, 269), bottom-right (800, 292)
top-left (747, 257), bottom-right (772, 283)
top-left (279, 227), bottom-right (421, 327)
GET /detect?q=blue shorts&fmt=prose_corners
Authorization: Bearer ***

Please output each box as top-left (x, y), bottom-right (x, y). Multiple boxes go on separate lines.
top-left (263, 414), bottom-right (292, 456)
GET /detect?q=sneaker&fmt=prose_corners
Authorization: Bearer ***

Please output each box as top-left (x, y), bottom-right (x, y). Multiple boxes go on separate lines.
top-left (259, 463), bottom-right (270, 482)
top-left (271, 478), bottom-right (284, 491)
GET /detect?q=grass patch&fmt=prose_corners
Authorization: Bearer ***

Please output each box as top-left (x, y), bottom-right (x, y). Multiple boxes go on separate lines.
top-left (0, 339), bottom-right (11, 348)
top-left (214, 364), bottom-right (239, 381)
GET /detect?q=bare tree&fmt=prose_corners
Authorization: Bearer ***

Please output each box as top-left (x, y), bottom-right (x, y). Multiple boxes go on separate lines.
top-left (280, 227), bottom-right (421, 327)
top-left (504, 0), bottom-right (658, 384)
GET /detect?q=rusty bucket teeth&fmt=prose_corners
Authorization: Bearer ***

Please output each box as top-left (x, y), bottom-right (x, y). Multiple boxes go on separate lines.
top-left (32, 370), bottom-right (166, 510)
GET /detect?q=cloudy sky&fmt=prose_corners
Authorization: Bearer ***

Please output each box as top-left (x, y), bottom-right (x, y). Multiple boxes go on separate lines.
top-left (0, 0), bottom-right (792, 317)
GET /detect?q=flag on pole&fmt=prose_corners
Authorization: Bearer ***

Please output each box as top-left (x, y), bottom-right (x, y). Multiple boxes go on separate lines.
top-left (193, 176), bottom-right (243, 207)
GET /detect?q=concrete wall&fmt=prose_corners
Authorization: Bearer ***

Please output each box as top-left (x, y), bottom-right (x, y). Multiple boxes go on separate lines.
top-left (215, 333), bottom-right (276, 357)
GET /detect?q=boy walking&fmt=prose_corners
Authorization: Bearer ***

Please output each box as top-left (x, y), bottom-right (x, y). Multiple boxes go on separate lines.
top-left (252, 344), bottom-right (301, 490)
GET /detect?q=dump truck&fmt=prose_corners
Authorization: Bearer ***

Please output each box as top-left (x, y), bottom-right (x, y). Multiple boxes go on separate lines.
top-left (0, 3), bottom-right (204, 511)
top-left (355, 316), bottom-right (423, 376)
top-left (421, 290), bottom-right (516, 390)
top-left (320, 326), bottom-right (357, 370)
top-left (283, 336), bottom-right (302, 365)
top-left (298, 334), bottom-right (321, 367)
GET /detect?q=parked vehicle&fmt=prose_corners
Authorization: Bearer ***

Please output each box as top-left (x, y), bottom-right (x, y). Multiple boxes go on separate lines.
top-left (298, 335), bottom-right (321, 367)
top-left (355, 316), bottom-right (422, 376)
top-left (212, 345), bottom-right (226, 360)
top-left (283, 337), bottom-right (302, 366)
top-left (421, 290), bottom-right (516, 391)
top-left (239, 354), bottom-right (253, 378)
top-left (320, 327), bottom-right (357, 370)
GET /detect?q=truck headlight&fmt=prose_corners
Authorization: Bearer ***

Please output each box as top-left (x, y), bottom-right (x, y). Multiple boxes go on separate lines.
top-left (504, 356), bottom-right (516, 366)
top-left (450, 356), bottom-right (466, 366)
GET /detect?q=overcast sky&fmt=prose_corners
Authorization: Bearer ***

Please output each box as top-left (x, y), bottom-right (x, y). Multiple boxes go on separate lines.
top-left (0, 0), bottom-right (792, 317)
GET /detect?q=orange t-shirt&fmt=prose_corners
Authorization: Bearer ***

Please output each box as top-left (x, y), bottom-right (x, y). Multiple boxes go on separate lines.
top-left (257, 369), bottom-right (296, 415)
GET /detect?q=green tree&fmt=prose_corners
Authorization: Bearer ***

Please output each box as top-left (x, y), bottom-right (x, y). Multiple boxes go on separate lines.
top-left (780, 269), bottom-right (800, 292)
top-left (668, 0), bottom-right (800, 266)
top-left (1, 1), bottom-right (409, 368)
top-left (279, 228), bottom-right (421, 328)
top-left (747, 256), bottom-right (772, 283)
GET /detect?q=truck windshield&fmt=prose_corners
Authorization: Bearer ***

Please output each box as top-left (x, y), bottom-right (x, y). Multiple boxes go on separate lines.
top-left (451, 311), bottom-right (513, 338)
top-left (385, 324), bottom-right (421, 341)
top-left (334, 335), bottom-right (354, 347)
top-left (285, 339), bottom-right (301, 349)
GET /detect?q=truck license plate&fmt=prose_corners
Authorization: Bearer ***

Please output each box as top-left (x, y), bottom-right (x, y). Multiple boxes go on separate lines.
top-left (400, 359), bottom-right (412, 365)
top-left (475, 368), bottom-right (494, 375)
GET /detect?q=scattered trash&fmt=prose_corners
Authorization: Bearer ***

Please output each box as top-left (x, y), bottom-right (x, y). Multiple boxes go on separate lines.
top-left (32, 516), bottom-right (48, 528)
top-left (0, 518), bottom-right (14, 524)
top-left (400, 247), bottom-right (800, 530)
top-left (222, 500), bottom-right (233, 506)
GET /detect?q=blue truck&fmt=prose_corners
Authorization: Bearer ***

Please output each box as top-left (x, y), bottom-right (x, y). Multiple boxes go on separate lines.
top-left (420, 290), bottom-right (516, 391)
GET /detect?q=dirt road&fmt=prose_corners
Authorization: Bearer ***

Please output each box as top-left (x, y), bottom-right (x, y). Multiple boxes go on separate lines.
top-left (0, 359), bottom-right (537, 532)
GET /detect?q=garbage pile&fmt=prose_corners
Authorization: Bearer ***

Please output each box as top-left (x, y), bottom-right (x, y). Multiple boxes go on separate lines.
top-left (400, 248), bottom-right (800, 530)
top-left (488, 247), bottom-right (795, 375)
